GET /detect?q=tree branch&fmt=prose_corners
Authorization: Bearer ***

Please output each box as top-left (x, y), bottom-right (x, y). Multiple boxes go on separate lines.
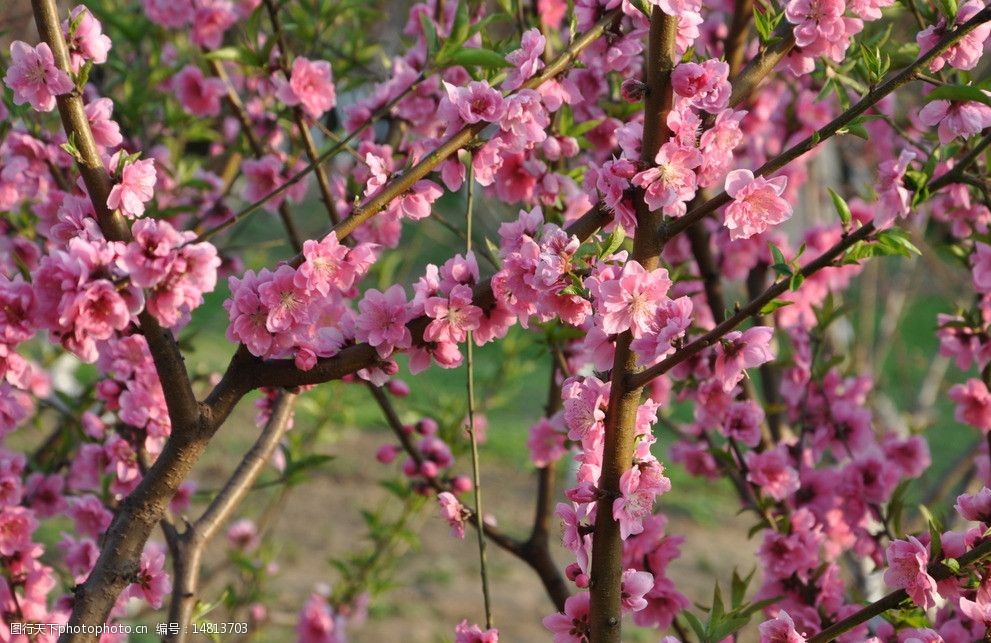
top-left (165, 391), bottom-right (298, 643)
top-left (589, 8), bottom-right (677, 641)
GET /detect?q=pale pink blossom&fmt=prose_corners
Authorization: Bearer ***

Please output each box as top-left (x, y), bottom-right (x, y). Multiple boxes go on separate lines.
top-left (949, 378), bottom-right (991, 432)
top-left (503, 29), bottom-right (545, 91)
top-left (723, 169), bottom-right (792, 240)
top-left (884, 536), bottom-right (938, 609)
top-left (437, 491), bottom-right (466, 539)
top-left (4, 41), bottom-right (74, 112)
top-left (107, 155), bottom-right (157, 218)
top-left (917, 0), bottom-right (991, 72)
top-left (746, 446), bottom-right (800, 501)
top-left (597, 261), bottom-right (673, 338)
top-left (672, 60), bottom-right (730, 113)
top-left (543, 592), bottom-right (590, 643)
top-left (424, 284), bottom-right (483, 344)
top-left (632, 142), bottom-right (702, 217)
top-left (919, 98), bottom-right (991, 145)
top-left (455, 620), bottom-right (499, 643)
top-left (63, 6), bottom-right (112, 71)
top-left (441, 81), bottom-right (505, 131)
top-left (759, 611), bottom-right (806, 642)
top-left (276, 57), bottom-right (337, 120)
top-left (875, 150), bottom-right (916, 228)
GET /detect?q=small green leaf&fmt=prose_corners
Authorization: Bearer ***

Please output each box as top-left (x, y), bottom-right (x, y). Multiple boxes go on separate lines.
top-left (759, 299), bottom-right (793, 315)
top-left (789, 271), bottom-right (805, 291)
top-left (419, 13), bottom-right (439, 58)
top-left (827, 188), bottom-right (852, 225)
top-left (925, 84), bottom-right (991, 107)
top-left (447, 47), bottom-right (510, 69)
top-left (600, 226), bottom-right (626, 259)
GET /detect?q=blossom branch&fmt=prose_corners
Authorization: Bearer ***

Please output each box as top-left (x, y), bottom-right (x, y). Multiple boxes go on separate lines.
top-left (29, 0), bottom-right (200, 434)
top-left (665, 4), bottom-right (991, 245)
top-left (329, 7), bottom-right (623, 241)
top-left (262, 0), bottom-right (340, 225)
top-left (630, 221), bottom-right (878, 389)
top-left (207, 58), bottom-right (305, 252)
top-left (808, 536), bottom-right (991, 642)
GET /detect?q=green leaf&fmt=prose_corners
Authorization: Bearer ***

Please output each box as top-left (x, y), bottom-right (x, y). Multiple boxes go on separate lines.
top-left (600, 226), bottom-right (626, 259)
top-left (936, 0), bottom-right (958, 20)
top-left (925, 84), bottom-right (991, 107)
top-left (448, 47), bottom-right (509, 69)
top-left (682, 612), bottom-right (707, 641)
top-left (419, 13), bottom-right (439, 58)
top-left (827, 188), bottom-right (852, 225)
top-left (730, 568), bottom-right (755, 608)
top-left (789, 271), bottom-right (805, 291)
top-left (450, 0), bottom-right (471, 46)
top-left (919, 504), bottom-right (943, 561)
top-left (759, 299), bottom-right (793, 315)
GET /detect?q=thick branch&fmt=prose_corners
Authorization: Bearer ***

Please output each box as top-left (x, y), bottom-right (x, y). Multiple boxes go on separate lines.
top-left (589, 8), bottom-right (677, 641)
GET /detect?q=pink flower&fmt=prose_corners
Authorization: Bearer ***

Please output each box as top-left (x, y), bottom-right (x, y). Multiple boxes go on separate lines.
top-left (499, 90), bottom-right (549, 152)
top-left (722, 400), bottom-right (764, 447)
top-left (973, 242), bottom-right (991, 293)
top-left (632, 142), bottom-right (702, 217)
top-left (746, 447), bottom-right (800, 501)
top-left (0, 507), bottom-right (37, 556)
top-left (297, 592), bottom-right (345, 643)
top-left (527, 415), bottom-right (568, 467)
top-left (174, 65), bottom-right (225, 117)
top-left (613, 461), bottom-right (671, 539)
top-left (917, 0), bottom-right (991, 72)
top-left (723, 169), bottom-right (792, 240)
top-left (955, 487), bottom-right (991, 522)
top-left (84, 98), bottom-right (122, 148)
top-left (63, 6), bottom-right (112, 71)
top-left (621, 569), bottom-right (654, 613)
top-left (190, 0), bottom-right (237, 50)
top-left (296, 233), bottom-right (354, 296)
top-left (126, 544), bottom-right (171, 609)
top-left (120, 218), bottom-right (184, 288)
top-left (713, 326), bottom-right (775, 391)
top-left (875, 150), bottom-right (916, 228)
top-left (424, 284), bottom-right (483, 344)
top-left (758, 611), bottom-right (806, 642)
top-left (394, 180), bottom-right (443, 220)
top-left (276, 57), bottom-right (337, 120)
top-left (542, 592), bottom-right (590, 643)
top-left (455, 620), bottom-right (499, 643)
top-left (437, 491), bottom-right (466, 539)
top-left (441, 81), bottom-right (505, 131)
top-left (919, 98), bottom-right (991, 145)
top-left (355, 285), bottom-right (412, 358)
top-left (597, 261), bottom-right (673, 338)
top-left (142, 0), bottom-right (194, 27)
top-left (242, 155), bottom-right (292, 210)
top-left (107, 156), bottom-right (157, 218)
top-left (503, 29), bottom-right (546, 91)
top-left (258, 265), bottom-right (310, 333)
top-left (4, 41), bottom-right (74, 112)
top-left (949, 378), bottom-right (991, 432)
top-left (884, 536), bottom-right (938, 609)
top-left (785, 0), bottom-right (862, 61)
top-left (672, 60), bottom-right (730, 113)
